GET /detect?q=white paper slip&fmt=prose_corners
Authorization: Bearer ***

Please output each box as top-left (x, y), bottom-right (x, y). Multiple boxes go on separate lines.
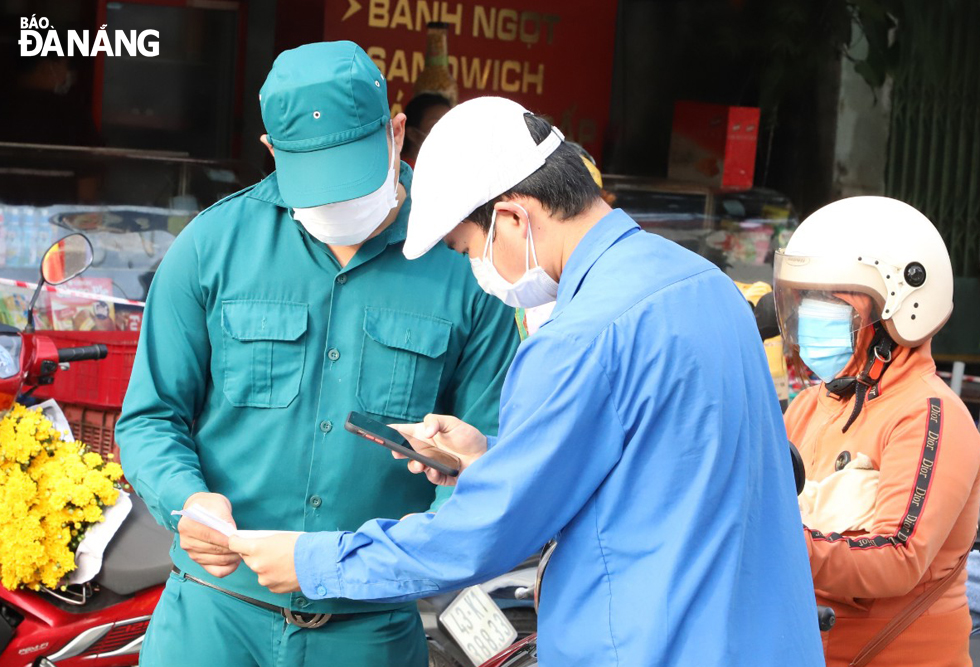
top-left (171, 505), bottom-right (237, 537)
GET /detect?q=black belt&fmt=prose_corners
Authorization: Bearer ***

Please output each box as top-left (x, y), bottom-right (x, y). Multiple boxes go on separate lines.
top-left (172, 567), bottom-right (355, 629)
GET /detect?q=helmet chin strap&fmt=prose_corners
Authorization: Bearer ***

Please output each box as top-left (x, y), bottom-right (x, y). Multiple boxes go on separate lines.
top-left (825, 322), bottom-right (897, 433)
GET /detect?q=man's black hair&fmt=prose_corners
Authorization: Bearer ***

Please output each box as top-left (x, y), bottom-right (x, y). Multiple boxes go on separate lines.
top-left (405, 93), bottom-right (451, 129)
top-left (466, 114), bottom-right (602, 232)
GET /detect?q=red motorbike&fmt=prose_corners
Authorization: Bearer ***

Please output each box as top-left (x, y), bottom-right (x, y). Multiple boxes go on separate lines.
top-left (0, 234), bottom-right (173, 667)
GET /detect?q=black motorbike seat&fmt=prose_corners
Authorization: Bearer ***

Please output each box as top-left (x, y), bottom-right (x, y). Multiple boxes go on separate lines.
top-left (94, 493), bottom-right (173, 595)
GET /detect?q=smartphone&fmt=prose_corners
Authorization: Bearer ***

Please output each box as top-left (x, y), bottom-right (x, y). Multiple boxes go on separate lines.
top-left (345, 411), bottom-right (460, 478)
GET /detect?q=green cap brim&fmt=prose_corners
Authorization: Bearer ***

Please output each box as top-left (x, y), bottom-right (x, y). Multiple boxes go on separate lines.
top-left (274, 126), bottom-right (388, 208)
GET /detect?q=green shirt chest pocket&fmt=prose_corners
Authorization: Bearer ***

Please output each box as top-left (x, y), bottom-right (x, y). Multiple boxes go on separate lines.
top-left (356, 308), bottom-right (453, 422)
top-left (220, 300), bottom-right (308, 408)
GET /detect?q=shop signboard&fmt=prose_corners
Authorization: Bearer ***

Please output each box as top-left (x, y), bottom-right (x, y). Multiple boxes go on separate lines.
top-left (323, 0), bottom-right (619, 163)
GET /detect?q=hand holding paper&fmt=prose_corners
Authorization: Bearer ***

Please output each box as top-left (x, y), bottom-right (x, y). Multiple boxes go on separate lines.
top-left (173, 492), bottom-right (241, 578)
top-left (227, 531), bottom-right (302, 594)
top-left (172, 504), bottom-right (237, 536)
top-left (175, 501), bottom-right (301, 591)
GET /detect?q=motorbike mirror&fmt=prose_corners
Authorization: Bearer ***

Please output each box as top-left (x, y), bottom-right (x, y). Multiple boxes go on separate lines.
top-left (41, 234), bottom-right (94, 286)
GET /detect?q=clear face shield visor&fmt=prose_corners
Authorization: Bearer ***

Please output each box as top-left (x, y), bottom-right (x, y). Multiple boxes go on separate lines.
top-left (773, 250), bottom-right (884, 354)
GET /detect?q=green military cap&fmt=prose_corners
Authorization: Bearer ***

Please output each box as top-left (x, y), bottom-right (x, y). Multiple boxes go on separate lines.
top-left (260, 41), bottom-right (390, 208)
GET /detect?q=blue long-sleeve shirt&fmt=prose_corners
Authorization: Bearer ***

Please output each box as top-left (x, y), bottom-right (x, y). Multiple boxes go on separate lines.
top-left (295, 209), bottom-right (823, 666)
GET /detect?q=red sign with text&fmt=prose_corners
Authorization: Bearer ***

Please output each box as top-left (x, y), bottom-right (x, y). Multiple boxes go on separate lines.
top-left (323, 0), bottom-right (618, 163)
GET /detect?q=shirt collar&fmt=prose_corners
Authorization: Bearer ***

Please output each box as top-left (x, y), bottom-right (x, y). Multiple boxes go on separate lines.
top-left (247, 171), bottom-right (288, 207)
top-left (245, 162), bottom-right (414, 248)
top-left (554, 209), bottom-right (639, 313)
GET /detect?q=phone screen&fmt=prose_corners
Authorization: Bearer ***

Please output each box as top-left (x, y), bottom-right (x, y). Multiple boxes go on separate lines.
top-left (348, 412), bottom-right (415, 449)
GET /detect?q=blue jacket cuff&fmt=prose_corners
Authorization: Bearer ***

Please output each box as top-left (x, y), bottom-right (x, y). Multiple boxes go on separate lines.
top-left (486, 435), bottom-right (498, 450)
top-left (295, 531), bottom-right (344, 600)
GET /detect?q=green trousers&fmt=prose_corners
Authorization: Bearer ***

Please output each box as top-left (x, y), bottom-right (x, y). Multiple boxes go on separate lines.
top-left (140, 571), bottom-right (428, 667)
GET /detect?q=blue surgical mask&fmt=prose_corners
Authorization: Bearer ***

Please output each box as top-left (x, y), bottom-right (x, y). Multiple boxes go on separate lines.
top-left (797, 298), bottom-right (854, 383)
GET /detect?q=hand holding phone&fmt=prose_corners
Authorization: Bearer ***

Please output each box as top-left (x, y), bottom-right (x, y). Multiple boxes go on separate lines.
top-left (345, 411), bottom-right (461, 478)
top-left (390, 415), bottom-right (489, 486)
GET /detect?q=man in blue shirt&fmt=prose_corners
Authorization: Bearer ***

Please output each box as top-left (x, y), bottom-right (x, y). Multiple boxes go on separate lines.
top-left (230, 97), bottom-right (823, 666)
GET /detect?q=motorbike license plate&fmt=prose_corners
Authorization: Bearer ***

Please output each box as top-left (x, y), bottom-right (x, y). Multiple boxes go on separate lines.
top-left (439, 586), bottom-right (518, 666)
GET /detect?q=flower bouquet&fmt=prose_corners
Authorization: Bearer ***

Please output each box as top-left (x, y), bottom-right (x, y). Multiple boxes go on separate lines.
top-left (0, 403), bottom-right (124, 591)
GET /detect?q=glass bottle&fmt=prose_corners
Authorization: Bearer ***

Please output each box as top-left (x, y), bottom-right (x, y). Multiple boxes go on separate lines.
top-left (413, 22), bottom-right (458, 106)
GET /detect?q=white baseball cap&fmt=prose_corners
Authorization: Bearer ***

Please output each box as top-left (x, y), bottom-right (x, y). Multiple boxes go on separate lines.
top-left (403, 96), bottom-right (564, 260)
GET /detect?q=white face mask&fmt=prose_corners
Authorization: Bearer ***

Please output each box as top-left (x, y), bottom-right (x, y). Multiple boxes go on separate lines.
top-left (292, 124), bottom-right (399, 246)
top-left (469, 205), bottom-right (559, 308)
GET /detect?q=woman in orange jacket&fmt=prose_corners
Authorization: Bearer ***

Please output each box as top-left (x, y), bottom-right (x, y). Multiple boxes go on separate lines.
top-left (774, 196), bottom-right (980, 667)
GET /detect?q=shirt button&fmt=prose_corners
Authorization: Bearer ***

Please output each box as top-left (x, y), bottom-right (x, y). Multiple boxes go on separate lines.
top-left (296, 596), bottom-right (310, 608)
top-left (336, 274), bottom-right (348, 285)
top-left (327, 348), bottom-right (340, 361)
top-left (316, 585), bottom-right (327, 597)
top-left (319, 420), bottom-right (333, 433)
top-left (310, 495), bottom-right (322, 508)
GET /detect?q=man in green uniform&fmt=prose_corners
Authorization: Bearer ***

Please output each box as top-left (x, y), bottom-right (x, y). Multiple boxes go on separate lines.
top-left (116, 41), bottom-right (518, 666)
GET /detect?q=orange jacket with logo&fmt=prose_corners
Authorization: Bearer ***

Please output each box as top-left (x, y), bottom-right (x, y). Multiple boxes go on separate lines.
top-left (785, 341), bottom-right (980, 667)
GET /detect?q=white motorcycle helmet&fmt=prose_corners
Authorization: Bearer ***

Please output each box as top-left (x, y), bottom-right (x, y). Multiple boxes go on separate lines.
top-left (774, 196), bottom-right (953, 350)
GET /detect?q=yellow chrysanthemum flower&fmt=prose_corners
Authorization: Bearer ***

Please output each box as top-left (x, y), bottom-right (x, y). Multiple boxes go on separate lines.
top-left (0, 404), bottom-right (124, 590)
